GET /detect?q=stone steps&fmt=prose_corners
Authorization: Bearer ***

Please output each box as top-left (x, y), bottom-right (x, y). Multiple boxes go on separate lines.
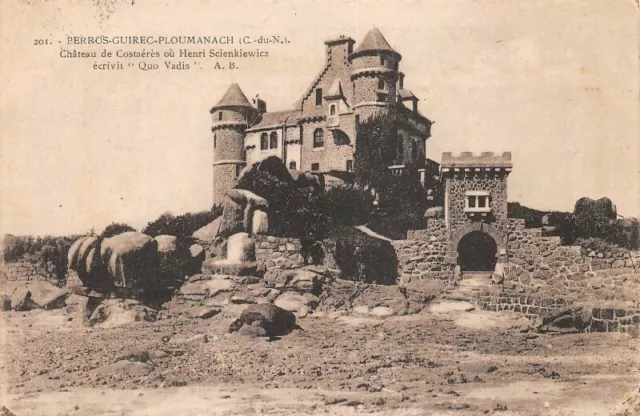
top-left (442, 274), bottom-right (493, 302)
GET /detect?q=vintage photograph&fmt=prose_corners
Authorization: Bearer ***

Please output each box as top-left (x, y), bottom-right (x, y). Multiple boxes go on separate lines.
top-left (1, 0), bottom-right (639, 415)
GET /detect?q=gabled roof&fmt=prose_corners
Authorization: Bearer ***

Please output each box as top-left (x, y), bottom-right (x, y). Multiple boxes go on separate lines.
top-left (211, 83), bottom-right (253, 110)
top-left (246, 110), bottom-right (299, 131)
top-left (353, 27), bottom-right (398, 55)
top-left (398, 89), bottom-right (417, 100)
top-left (325, 79), bottom-right (344, 99)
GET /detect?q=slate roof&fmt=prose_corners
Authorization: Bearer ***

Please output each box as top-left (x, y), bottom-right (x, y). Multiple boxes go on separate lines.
top-left (212, 83), bottom-right (253, 109)
top-left (353, 27), bottom-right (398, 55)
top-left (246, 110), bottom-right (299, 131)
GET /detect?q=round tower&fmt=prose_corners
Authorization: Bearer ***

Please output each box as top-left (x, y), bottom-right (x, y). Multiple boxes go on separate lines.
top-left (210, 83), bottom-right (256, 206)
top-left (348, 27), bottom-right (402, 123)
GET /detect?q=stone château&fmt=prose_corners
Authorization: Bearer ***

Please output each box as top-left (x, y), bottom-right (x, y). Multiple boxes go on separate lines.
top-left (210, 27), bottom-right (432, 205)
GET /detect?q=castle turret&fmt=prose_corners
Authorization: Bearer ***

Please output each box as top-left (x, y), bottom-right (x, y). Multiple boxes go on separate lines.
top-left (348, 28), bottom-right (402, 123)
top-left (210, 83), bottom-right (257, 205)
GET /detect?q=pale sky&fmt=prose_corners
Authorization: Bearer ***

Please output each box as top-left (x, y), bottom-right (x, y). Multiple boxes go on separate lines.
top-left (1, 0), bottom-right (638, 236)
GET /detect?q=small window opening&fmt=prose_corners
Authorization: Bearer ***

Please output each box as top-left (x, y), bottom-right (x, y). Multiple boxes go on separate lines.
top-left (260, 133), bottom-right (268, 150)
top-left (270, 131), bottom-right (278, 149)
top-left (315, 88), bottom-right (323, 106)
top-left (311, 163), bottom-right (320, 171)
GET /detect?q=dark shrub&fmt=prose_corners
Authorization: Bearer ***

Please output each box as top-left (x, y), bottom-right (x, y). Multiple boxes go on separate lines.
top-left (100, 223), bottom-right (136, 238)
top-left (329, 226), bottom-right (398, 285)
top-left (368, 166), bottom-right (427, 240)
top-left (142, 209), bottom-right (222, 244)
top-left (325, 185), bottom-right (374, 226)
top-left (2, 234), bottom-right (81, 284)
top-left (577, 237), bottom-right (622, 254)
top-left (507, 202), bottom-right (550, 228)
top-left (237, 156), bottom-right (330, 242)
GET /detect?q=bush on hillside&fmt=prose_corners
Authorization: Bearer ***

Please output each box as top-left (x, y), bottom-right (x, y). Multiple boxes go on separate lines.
top-left (325, 185), bottom-right (374, 226)
top-left (329, 226), bottom-right (398, 285)
top-left (142, 207), bottom-right (222, 242)
top-left (2, 234), bottom-right (82, 284)
top-left (507, 202), bottom-right (549, 228)
top-left (237, 157), bottom-right (330, 242)
top-left (367, 166), bottom-right (427, 240)
top-left (100, 223), bottom-right (137, 238)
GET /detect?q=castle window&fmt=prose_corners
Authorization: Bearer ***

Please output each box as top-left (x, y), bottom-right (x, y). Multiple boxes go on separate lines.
top-left (313, 129), bottom-right (324, 148)
top-left (346, 160), bottom-right (353, 172)
top-left (411, 141), bottom-right (417, 161)
top-left (213, 133), bottom-right (216, 149)
top-left (377, 93), bottom-right (387, 102)
top-left (355, 115), bottom-right (359, 131)
top-left (465, 191), bottom-right (491, 214)
top-left (235, 165), bottom-right (242, 178)
top-left (311, 163), bottom-right (320, 171)
top-left (218, 111), bottom-right (223, 121)
top-left (397, 136), bottom-right (404, 161)
top-left (380, 56), bottom-right (386, 66)
top-left (348, 42), bottom-right (353, 55)
top-left (315, 88), bottom-right (323, 106)
top-left (330, 104), bottom-right (336, 116)
top-left (289, 161), bottom-right (297, 170)
top-left (378, 78), bottom-right (385, 90)
top-left (270, 131), bottom-right (278, 149)
top-left (260, 133), bottom-right (268, 150)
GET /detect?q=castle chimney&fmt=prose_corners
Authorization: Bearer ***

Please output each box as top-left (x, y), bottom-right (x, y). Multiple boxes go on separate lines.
top-left (397, 72), bottom-right (405, 90)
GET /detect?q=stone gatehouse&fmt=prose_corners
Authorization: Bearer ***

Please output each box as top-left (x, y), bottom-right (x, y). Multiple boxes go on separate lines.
top-left (394, 151), bottom-right (513, 281)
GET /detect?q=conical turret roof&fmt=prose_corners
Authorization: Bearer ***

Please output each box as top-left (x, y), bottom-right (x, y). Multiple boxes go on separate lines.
top-left (353, 27), bottom-right (397, 55)
top-left (212, 83), bottom-right (253, 109)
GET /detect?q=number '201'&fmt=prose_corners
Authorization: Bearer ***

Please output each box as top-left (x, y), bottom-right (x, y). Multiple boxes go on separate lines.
top-left (33, 39), bottom-right (49, 45)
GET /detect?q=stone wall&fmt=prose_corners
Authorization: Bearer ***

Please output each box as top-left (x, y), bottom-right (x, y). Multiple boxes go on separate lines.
top-left (504, 218), bottom-right (640, 304)
top-left (1, 260), bottom-right (65, 285)
top-left (477, 286), bottom-right (640, 333)
top-left (395, 219), bottom-right (453, 283)
top-left (254, 235), bottom-right (304, 270)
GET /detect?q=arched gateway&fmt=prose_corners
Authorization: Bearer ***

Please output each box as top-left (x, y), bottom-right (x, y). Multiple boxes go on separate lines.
top-left (440, 151), bottom-right (513, 276)
top-left (457, 231), bottom-right (497, 272)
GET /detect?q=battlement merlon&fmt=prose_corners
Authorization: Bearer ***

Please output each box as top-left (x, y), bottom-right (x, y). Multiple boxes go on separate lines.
top-left (440, 151), bottom-right (513, 171)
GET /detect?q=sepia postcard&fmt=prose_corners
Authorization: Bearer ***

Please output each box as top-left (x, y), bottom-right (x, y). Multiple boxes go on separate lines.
top-left (1, 0), bottom-right (639, 415)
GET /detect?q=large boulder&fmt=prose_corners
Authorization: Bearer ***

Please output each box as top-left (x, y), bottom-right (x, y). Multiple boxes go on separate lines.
top-left (67, 236), bottom-right (102, 285)
top-left (217, 189), bottom-right (269, 239)
top-left (88, 299), bottom-right (157, 328)
top-left (202, 232), bottom-right (257, 276)
top-left (154, 235), bottom-right (177, 253)
top-left (264, 268), bottom-right (325, 295)
top-left (192, 216), bottom-right (222, 241)
top-left (99, 232), bottom-right (159, 289)
top-left (424, 206), bottom-right (444, 219)
top-left (252, 210), bottom-right (269, 235)
top-left (538, 307), bottom-right (592, 333)
top-left (229, 303), bottom-right (297, 337)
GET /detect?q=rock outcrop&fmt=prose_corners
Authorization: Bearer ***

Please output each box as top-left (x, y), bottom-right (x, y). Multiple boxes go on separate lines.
top-left (229, 303), bottom-right (297, 337)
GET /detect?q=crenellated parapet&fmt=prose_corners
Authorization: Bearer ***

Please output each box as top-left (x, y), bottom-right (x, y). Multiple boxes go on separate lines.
top-left (441, 151), bottom-right (512, 177)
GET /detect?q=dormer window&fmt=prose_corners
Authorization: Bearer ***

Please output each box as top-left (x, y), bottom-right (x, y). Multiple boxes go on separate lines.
top-left (465, 191), bottom-right (491, 214)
